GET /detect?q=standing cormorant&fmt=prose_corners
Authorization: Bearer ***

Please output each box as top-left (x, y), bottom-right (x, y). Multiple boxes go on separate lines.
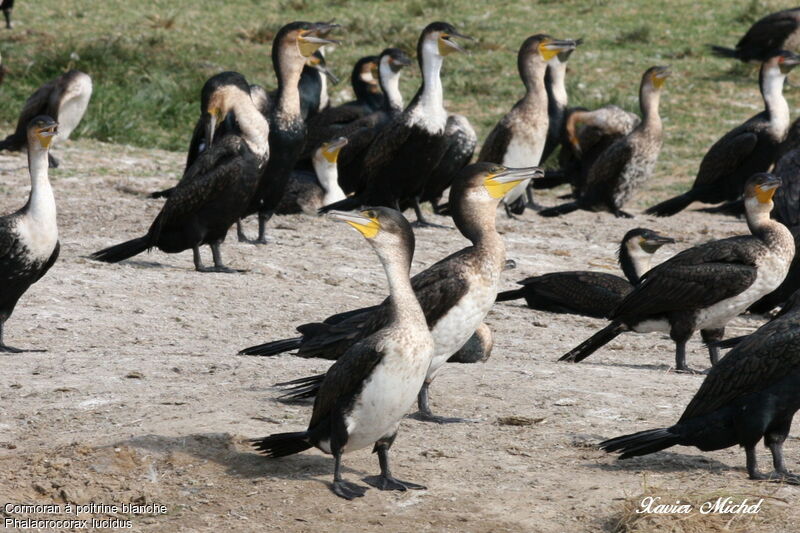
top-left (251, 207), bottom-right (434, 500)
top-left (237, 21), bottom-right (338, 244)
top-left (319, 22), bottom-right (472, 227)
top-left (0, 116), bottom-right (60, 352)
top-left (0, 70), bottom-right (92, 168)
top-left (540, 66), bottom-right (669, 218)
top-left (711, 7), bottom-right (800, 62)
top-left (91, 76), bottom-right (269, 272)
top-left (497, 228), bottom-right (673, 318)
top-left (647, 52), bottom-right (799, 217)
top-left (242, 163), bottom-right (542, 422)
top-left (601, 288), bottom-right (800, 485)
top-left (478, 35), bottom-right (578, 216)
top-left (559, 173), bottom-right (795, 373)
top-left (541, 38), bottom-right (582, 165)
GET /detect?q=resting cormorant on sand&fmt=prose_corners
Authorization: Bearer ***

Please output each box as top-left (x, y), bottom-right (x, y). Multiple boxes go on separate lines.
top-left (0, 116), bottom-right (60, 352)
top-left (251, 207), bottom-right (434, 500)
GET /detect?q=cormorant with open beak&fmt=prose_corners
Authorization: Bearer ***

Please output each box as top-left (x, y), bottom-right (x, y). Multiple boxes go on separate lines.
top-left (91, 74), bottom-right (269, 272)
top-left (479, 35), bottom-right (578, 217)
top-left (711, 7), bottom-right (800, 62)
top-left (320, 22), bottom-right (472, 227)
top-left (601, 285), bottom-right (800, 485)
top-left (0, 69), bottom-right (92, 168)
top-left (242, 164), bottom-right (542, 422)
top-left (540, 66), bottom-right (669, 218)
top-left (497, 228), bottom-right (673, 318)
top-left (237, 21), bottom-right (339, 244)
top-left (251, 207), bottom-right (434, 500)
top-left (647, 52), bottom-right (799, 217)
top-left (0, 116), bottom-right (60, 352)
top-left (560, 173), bottom-right (794, 373)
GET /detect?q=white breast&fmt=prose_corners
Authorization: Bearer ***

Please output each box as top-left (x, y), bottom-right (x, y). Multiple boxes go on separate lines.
top-left (15, 214), bottom-right (58, 262)
top-left (502, 127), bottom-right (545, 205)
top-left (342, 338), bottom-right (432, 453)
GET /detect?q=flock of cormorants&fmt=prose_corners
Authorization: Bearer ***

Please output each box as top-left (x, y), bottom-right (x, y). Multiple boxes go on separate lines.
top-left (3, 7), bottom-right (800, 500)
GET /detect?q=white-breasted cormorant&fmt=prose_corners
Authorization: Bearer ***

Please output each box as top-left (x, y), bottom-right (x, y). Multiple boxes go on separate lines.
top-left (0, 116), bottom-right (60, 352)
top-left (601, 288), bottom-right (800, 485)
top-left (497, 228), bottom-right (673, 318)
top-left (647, 52), bottom-right (799, 217)
top-left (0, 69), bottom-right (92, 168)
top-left (276, 137), bottom-right (348, 214)
top-left (560, 173), bottom-right (795, 373)
top-left (242, 163), bottom-right (542, 422)
top-left (711, 7), bottom-right (800, 62)
top-left (251, 207), bottom-right (434, 500)
top-left (91, 75), bottom-right (269, 272)
top-left (478, 35), bottom-right (578, 216)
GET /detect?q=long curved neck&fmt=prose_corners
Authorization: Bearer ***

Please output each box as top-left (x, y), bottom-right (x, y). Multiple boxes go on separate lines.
top-left (415, 43), bottom-right (444, 115)
top-left (639, 85), bottom-right (662, 134)
top-left (25, 145), bottom-right (57, 226)
top-left (275, 50), bottom-right (304, 123)
top-left (746, 197), bottom-right (791, 246)
top-left (761, 68), bottom-right (790, 138)
top-left (545, 61), bottom-right (568, 111)
top-left (521, 58), bottom-right (547, 99)
top-left (453, 199), bottom-right (505, 265)
top-left (618, 242), bottom-right (652, 284)
top-left (313, 160), bottom-right (346, 205)
top-left (232, 97), bottom-right (270, 157)
top-left (376, 243), bottom-right (425, 327)
top-left (379, 63), bottom-right (404, 113)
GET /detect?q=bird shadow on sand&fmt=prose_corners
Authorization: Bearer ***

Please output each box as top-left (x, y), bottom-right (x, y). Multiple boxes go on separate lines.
top-left (115, 432), bottom-right (367, 486)
top-left (589, 450), bottom-right (735, 475)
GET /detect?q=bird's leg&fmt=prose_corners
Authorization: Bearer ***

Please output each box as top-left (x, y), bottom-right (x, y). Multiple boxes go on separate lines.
top-left (236, 220), bottom-right (249, 243)
top-left (612, 208), bottom-right (634, 219)
top-left (0, 321), bottom-right (43, 354)
top-left (701, 328), bottom-right (725, 366)
top-left (524, 185), bottom-right (544, 212)
top-left (48, 153), bottom-right (59, 169)
top-left (2, 8), bottom-right (11, 29)
top-left (202, 242), bottom-right (244, 273)
top-left (330, 449), bottom-right (367, 500)
top-left (763, 422), bottom-right (800, 483)
top-left (363, 435), bottom-right (426, 491)
top-left (672, 336), bottom-right (702, 374)
top-left (411, 198), bottom-right (450, 229)
top-left (253, 210), bottom-right (274, 245)
top-left (503, 202), bottom-right (520, 220)
top-left (409, 380), bottom-right (476, 424)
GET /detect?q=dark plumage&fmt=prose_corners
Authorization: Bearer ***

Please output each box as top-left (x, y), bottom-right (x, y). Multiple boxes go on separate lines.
top-left (251, 207), bottom-right (434, 500)
top-left (497, 228), bottom-right (673, 318)
top-left (540, 66), bottom-right (669, 218)
top-left (1, 0), bottom-right (13, 29)
top-left (749, 225), bottom-right (800, 314)
top-left (646, 52), bottom-right (799, 217)
top-left (0, 116), bottom-right (60, 352)
top-left (91, 77), bottom-right (270, 272)
top-left (601, 288), bottom-right (800, 485)
top-left (0, 69), bottom-right (92, 168)
top-left (711, 8), bottom-right (800, 62)
top-left (560, 174), bottom-right (795, 373)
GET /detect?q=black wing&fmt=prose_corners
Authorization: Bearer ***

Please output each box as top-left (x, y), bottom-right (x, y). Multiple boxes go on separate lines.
top-left (773, 148), bottom-right (800, 227)
top-left (477, 117), bottom-right (513, 164)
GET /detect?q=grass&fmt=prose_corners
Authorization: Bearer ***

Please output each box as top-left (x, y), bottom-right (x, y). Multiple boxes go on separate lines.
top-left (0, 0), bottom-right (795, 198)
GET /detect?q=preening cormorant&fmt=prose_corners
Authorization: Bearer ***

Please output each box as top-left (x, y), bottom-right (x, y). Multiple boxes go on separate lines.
top-left (91, 76), bottom-right (270, 272)
top-left (497, 228), bottom-right (673, 318)
top-left (251, 207), bottom-right (434, 500)
top-left (0, 116), bottom-right (60, 352)
top-left (237, 21), bottom-right (339, 244)
top-left (540, 66), bottom-right (669, 218)
top-left (646, 52), bottom-right (799, 217)
top-left (601, 287), bottom-right (800, 485)
top-left (478, 35), bottom-right (578, 216)
top-left (276, 137), bottom-right (348, 215)
top-left (560, 173), bottom-right (795, 373)
top-left (0, 70), bottom-right (92, 168)
top-left (711, 7), bottom-right (800, 62)
top-left (242, 163), bottom-right (542, 422)
top-left (319, 22), bottom-right (472, 227)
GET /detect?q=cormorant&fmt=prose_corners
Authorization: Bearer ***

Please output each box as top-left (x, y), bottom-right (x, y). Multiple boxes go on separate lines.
top-left (276, 137), bottom-right (348, 214)
top-left (1, 0), bottom-right (12, 29)
top-left (540, 66), bottom-right (670, 218)
top-left (717, 288), bottom-right (800, 350)
top-left (237, 21), bottom-right (338, 244)
top-left (541, 39), bottom-right (582, 165)
top-left (0, 116), bottom-right (60, 352)
top-left (0, 70), bottom-right (92, 168)
top-left (91, 75), bottom-right (270, 272)
top-left (601, 287), bottom-right (800, 485)
top-left (242, 163), bottom-right (542, 422)
top-left (560, 173), bottom-right (795, 373)
top-left (319, 22), bottom-right (472, 227)
top-left (478, 35), bottom-right (578, 216)
top-left (251, 207), bottom-right (434, 500)
top-left (298, 50), bottom-right (337, 121)
top-left (497, 228), bottom-right (673, 318)
top-left (646, 52), bottom-right (799, 217)
top-left (749, 226), bottom-right (800, 314)
top-left (711, 7), bottom-right (800, 62)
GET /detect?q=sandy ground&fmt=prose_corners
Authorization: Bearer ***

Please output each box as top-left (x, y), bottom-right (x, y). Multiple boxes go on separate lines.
top-left (0, 140), bottom-right (798, 532)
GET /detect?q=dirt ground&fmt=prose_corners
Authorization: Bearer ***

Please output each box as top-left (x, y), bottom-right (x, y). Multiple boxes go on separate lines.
top-left (1, 140), bottom-right (798, 532)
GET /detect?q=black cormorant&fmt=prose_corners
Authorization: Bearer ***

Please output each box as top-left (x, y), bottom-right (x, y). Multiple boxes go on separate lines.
top-left (711, 8), bottom-right (800, 62)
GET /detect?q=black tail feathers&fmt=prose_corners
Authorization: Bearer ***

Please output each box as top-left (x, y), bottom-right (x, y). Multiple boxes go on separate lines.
top-left (90, 236), bottom-right (150, 263)
top-left (318, 196), bottom-right (360, 214)
top-left (275, 373), bottom-right (325, 401)
top-left (251, 431), bottom-right (312, 458)
top-left (148, 187), bottom-right (175, 199)
top-left (709, 45), bottom-right (740, 60)
top-left (644, 193), bottom-right (694, 217)
top-left (539, 201), bottom-right (580, 218)
top-left (600, 427), bottom-right (681, 459)
top-left (496, 288), bottom-right (525, 303)
top-left (706, 336), bottom-right (744, 350)
top-left (239, 337), bottom-right (302, 356)
top-left (559, 321), bottom-right (625, 363)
